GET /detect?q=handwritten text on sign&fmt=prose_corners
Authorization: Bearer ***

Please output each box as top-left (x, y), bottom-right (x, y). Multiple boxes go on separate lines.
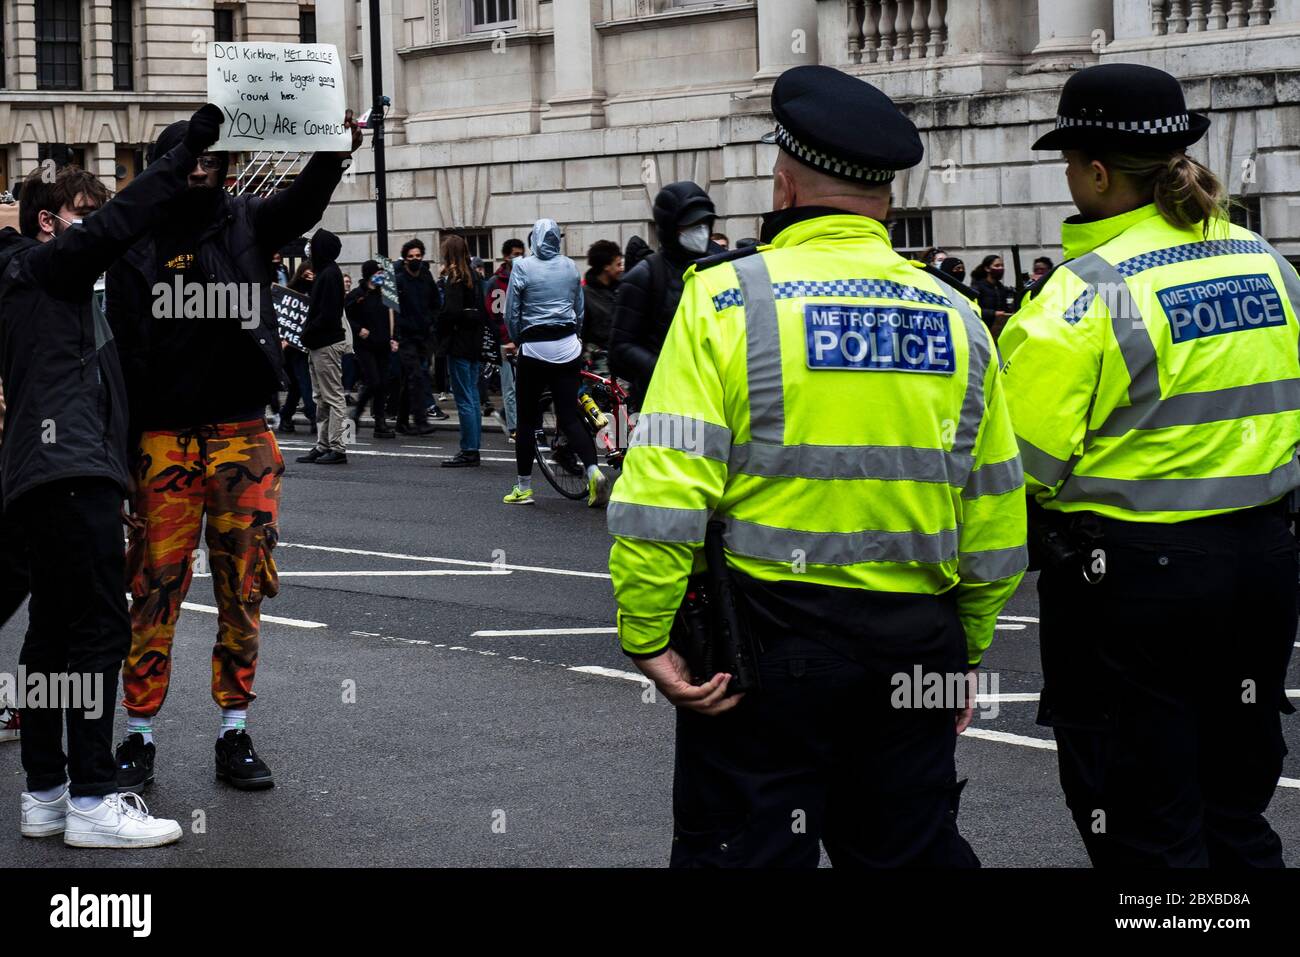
top-left (208, 43), bottom-right (350, 152)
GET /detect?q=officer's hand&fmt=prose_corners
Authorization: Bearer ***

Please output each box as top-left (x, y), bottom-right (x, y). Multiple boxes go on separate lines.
top-left (184, 104), bottom-right (226, 156)
top-left (633, 648), bottom-right (743, 716)
top-left (955, 669), bottom-right (979, 734)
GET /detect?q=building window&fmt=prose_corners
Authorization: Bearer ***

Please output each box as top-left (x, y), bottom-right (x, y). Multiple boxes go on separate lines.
top-left (887, 210), bottom-right (933, 255)
top-left (214, 6), bottom-right (236, 42)
top-left (38, 143), bottom-right (87, 170)
top-left (300, 7), bottom-right (317, 43)
top-left (1229, 196), bottom-right (1262, 234)
top-left (111, 0), bottom-right (133, 91)
top-left (36, 0), bottom-right (83, 91)
top-left (468, 0), bottom-right (517, 31)
top-left (443, 229), bottom-right (493, 263)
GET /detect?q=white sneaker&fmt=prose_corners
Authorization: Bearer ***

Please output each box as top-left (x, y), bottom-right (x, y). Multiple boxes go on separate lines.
top-left (20, 786), bottom-right (68, 838)
top-left (63, 792), bottom-right (183, 849)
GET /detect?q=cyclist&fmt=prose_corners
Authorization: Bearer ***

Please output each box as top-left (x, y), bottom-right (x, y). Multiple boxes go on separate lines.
top-left (502, 219), bottom-right (608, 508)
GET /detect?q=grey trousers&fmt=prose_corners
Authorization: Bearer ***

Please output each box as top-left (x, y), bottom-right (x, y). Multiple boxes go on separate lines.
top-left (308, 341), bottom-right (349, 452)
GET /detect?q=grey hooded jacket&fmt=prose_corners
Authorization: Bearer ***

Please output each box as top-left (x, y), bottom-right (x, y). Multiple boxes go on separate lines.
top-left (504, 219), bottom-right (584, 345)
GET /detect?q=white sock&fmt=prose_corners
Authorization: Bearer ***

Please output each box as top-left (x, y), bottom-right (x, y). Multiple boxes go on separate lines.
top-left (31, 784), bottom-right (65, 802)
top-left (70, 796), bottom-right (103, 811)
top-left (586, 465), bottom-right (602, 481)
top-left (516, 476), bottom-right (531, 492)
top-left (221, 709), bottom-right (247, 737)
top-left (126, 715), bottom-right (154, 744)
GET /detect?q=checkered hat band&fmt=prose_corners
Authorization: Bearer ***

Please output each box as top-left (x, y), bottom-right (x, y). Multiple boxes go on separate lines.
top-left (1055, 113), bottom-right (1191, 134)
top-left (773, 124), bottom-right (896, 184)
top-left (711, 278), bottom-right (952, 313)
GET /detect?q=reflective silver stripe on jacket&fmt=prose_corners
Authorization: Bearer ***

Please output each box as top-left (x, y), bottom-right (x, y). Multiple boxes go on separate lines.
top-left (1016, 437), bottom-right (1076, 489)
top-left (1054, 457), bottom-right (1300, 513)
top-left (947, 292), bottom-right (990, 492)
top-left (607, 502), bottom-right (709, 543)
top-left (723, 517), bottom-right (959, 567)
top-left (963, 457), bottom-right (1024, 499)
top-left (959, 544), bottom-right (1029, 583)
top-left (729, 442), bottom-right (964, 483)
top-left (629, 413), bottom-right (732, 461)
top-left (734, 254), bottom-right (785, 445)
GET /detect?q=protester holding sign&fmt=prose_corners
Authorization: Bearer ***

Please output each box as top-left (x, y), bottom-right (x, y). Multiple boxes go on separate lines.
top-left (105, 97), bottom-right (363, 796)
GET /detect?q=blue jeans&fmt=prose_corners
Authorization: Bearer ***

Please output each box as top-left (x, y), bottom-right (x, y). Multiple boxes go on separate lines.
top-left (499, 346), bottom-right (517, 432)
top-left (448, 357), bottom-right (482, 452)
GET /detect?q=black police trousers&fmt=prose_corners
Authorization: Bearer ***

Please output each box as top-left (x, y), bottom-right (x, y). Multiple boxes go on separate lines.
top-left (1038, 502), bottom-right (1297, 868)
top-left (670, 599), bottom-right (979, 868)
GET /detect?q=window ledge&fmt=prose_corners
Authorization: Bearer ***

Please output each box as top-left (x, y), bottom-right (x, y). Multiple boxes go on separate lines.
top-left (595, 2), bottom-right (755, 36)
top-left (398, 28), bottom-right (553, 58)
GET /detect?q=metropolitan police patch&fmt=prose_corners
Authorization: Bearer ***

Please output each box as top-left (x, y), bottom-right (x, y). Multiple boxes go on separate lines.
top-left (804, 304), bottom-right (955, 374)
top-left (1158, 273), bottom-right (1286, 344)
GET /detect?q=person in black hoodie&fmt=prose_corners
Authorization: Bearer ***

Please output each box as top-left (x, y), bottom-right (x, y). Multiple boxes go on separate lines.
top-left (105, 108), bottom-right (362, 795)
top-left (346, 260), bottom-right (398, 439)
top-left (0, 104), bottom-right (224, 847)
top-left (581, 239), bottom-right (623, 373)
top-left (297, 228), bottom-right (349, 465)
top-left (277, 262), bottom-right (317, 434)
top-left (609, 182), bottom-right (720, 408)
top-left (393, 238), bottom-right (442, 435)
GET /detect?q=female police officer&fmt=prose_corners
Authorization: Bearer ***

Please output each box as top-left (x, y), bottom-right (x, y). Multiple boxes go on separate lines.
top-left (1000, 63), bottom-right (1300, 868)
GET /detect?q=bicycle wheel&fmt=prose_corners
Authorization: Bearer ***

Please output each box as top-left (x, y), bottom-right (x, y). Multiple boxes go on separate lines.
top-left (533, 393), bottom-right (588, 500)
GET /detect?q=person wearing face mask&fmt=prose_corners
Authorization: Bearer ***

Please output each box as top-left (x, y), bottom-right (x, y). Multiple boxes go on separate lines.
top-left (609, 182), bottom-right (721, 409)
top-left (971, 254), bottom-right (1016, 338)
top-left (608, 66), bottom-right (1025, 868)
top-left (0, 103), bottom-right (227, 848)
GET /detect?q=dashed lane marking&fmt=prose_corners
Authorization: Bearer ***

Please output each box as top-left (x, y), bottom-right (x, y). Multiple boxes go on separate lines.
top-left (473, 627), bottom-right (618, 637)
top-left (178, 601), bottom-right (327, 629)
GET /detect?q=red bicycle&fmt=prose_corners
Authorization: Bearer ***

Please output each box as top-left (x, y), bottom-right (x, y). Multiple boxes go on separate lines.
top-left (533, 358), bottom-right (634, 501)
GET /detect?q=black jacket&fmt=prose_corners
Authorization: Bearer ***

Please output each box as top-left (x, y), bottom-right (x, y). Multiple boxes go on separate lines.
top-left (301, 228), bottom-right (345, 350)
top-left (972, 277), bottom-right (1017, 326)
top-left (609, 182), bottom-right (718, 403)
top-left (581, 271), bottom-right (619, 350)
top-left (394, 261), bottom-right (440, 341)
top-left (106, 151), bottom-right (349, 439)
top-left (0, 142), bottom-right (196, 507)
top-left (435, 276), bottom-right (487, 361)
top-left (346, 287), bottom-right (392, 353)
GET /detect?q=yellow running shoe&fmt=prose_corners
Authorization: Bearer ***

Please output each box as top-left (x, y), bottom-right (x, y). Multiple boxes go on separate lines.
top-left (587, 469), bottom-right (610, 508)
top-left (503, 486), bottom-right (535, 505)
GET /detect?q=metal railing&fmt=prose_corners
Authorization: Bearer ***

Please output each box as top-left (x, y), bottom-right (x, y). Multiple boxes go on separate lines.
top-left (229, 150), bottom-right (304, 197)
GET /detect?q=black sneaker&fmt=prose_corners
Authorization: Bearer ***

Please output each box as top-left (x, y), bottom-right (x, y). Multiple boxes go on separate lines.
top-left (278, 422), bottom-right (296, 435)
top-left (441, 451), bottom-right (480, 468)
top-left (429, 407), bottom-right (450, 421)
top-left (316, 450), bottom-right (348, 465)
top-left (115, 733), bottom-right (155, 793)
top-left (296, 448), bottom-right (325, 464)
top-left (215, 729), bottom-right (274, 790)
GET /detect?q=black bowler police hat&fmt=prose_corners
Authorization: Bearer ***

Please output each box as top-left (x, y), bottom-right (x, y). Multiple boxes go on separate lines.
top-left (1033, 63), bottom-right (1210, 152)
top-left (760, 65), bottom-right (923, 184)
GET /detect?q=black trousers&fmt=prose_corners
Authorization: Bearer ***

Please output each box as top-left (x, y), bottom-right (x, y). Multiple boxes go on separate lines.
top-left (15, 478), bottom-right (131, 797)
top-left (1038, 503), bottom-right (1297, 868)
top-left (0, 480), bottom-right (29, 628)
top-left (354, 348), bottom-right (389, 428)
top-left (395, 338), bottom-right (431, 427)
top-left (670, 599), bottom-right (979, 868)
top-left (514, 354), bottom-right (598, 478)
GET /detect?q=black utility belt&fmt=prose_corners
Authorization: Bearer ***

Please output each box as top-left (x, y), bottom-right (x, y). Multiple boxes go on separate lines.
top-left (517, 324), bottom-right (577, 344)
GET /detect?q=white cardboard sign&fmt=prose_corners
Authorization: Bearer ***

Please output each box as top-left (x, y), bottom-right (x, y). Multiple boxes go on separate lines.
top-left (207, 42), bottom-right (350, 152)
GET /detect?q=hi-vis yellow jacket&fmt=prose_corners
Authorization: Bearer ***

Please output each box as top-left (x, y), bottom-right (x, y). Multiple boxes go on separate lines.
top-left (607, 213), bottom-right (1028, 666)
top-left (1000, 205), bottom-right (1300, 523)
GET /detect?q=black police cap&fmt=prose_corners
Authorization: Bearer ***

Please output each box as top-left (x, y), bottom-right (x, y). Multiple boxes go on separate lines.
top-left (760, 65), bottom-right (923, 184)
top-left (1033, 63), bottom-right (1210, 153)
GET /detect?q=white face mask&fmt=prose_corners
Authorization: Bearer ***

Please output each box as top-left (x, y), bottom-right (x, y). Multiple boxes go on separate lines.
top-left (678, 224), bottom-right (710, 255)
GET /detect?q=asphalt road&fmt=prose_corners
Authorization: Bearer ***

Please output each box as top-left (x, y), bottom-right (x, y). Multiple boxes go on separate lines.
top-left (1, 418), bottom-right (1297, 867)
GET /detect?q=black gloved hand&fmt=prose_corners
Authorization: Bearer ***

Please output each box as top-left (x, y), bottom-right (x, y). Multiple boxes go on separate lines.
top-left (183, 103), bottom-right (226, 156)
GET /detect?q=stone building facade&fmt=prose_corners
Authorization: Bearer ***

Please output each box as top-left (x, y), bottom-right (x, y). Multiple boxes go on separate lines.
top-left (0, 0), bottom-right (315, 193)
top-left (4, 1), bottom-right (1300, 277)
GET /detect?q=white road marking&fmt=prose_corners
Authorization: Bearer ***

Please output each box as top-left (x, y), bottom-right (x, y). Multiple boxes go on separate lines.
top-left (279, 542), bottom-right (611, 580)
top-left (962, 728), bottom-right (1058, 750)
top-left (279, 569), bottom-right (509, 577)
top-left (178, 601), bottom-right (327, 629)
top-left (977, 693), bottom-right (1041, 703)
top-left (995, 624), bottom-right (1027, 631)
top-left (999, 616), bottom-right (1040, 623)
top-left (569, 665), bottom-right (650, 683)
top-left (473, 627), bottom-right (618, 637)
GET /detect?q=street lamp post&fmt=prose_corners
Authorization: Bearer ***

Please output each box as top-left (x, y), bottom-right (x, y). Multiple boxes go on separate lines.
top-left (367, 0), bottom-right (388, 258)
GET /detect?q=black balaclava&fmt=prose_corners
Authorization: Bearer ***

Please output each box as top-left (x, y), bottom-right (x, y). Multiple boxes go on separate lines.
top-left (149, 119), bottom-right (229, 223)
